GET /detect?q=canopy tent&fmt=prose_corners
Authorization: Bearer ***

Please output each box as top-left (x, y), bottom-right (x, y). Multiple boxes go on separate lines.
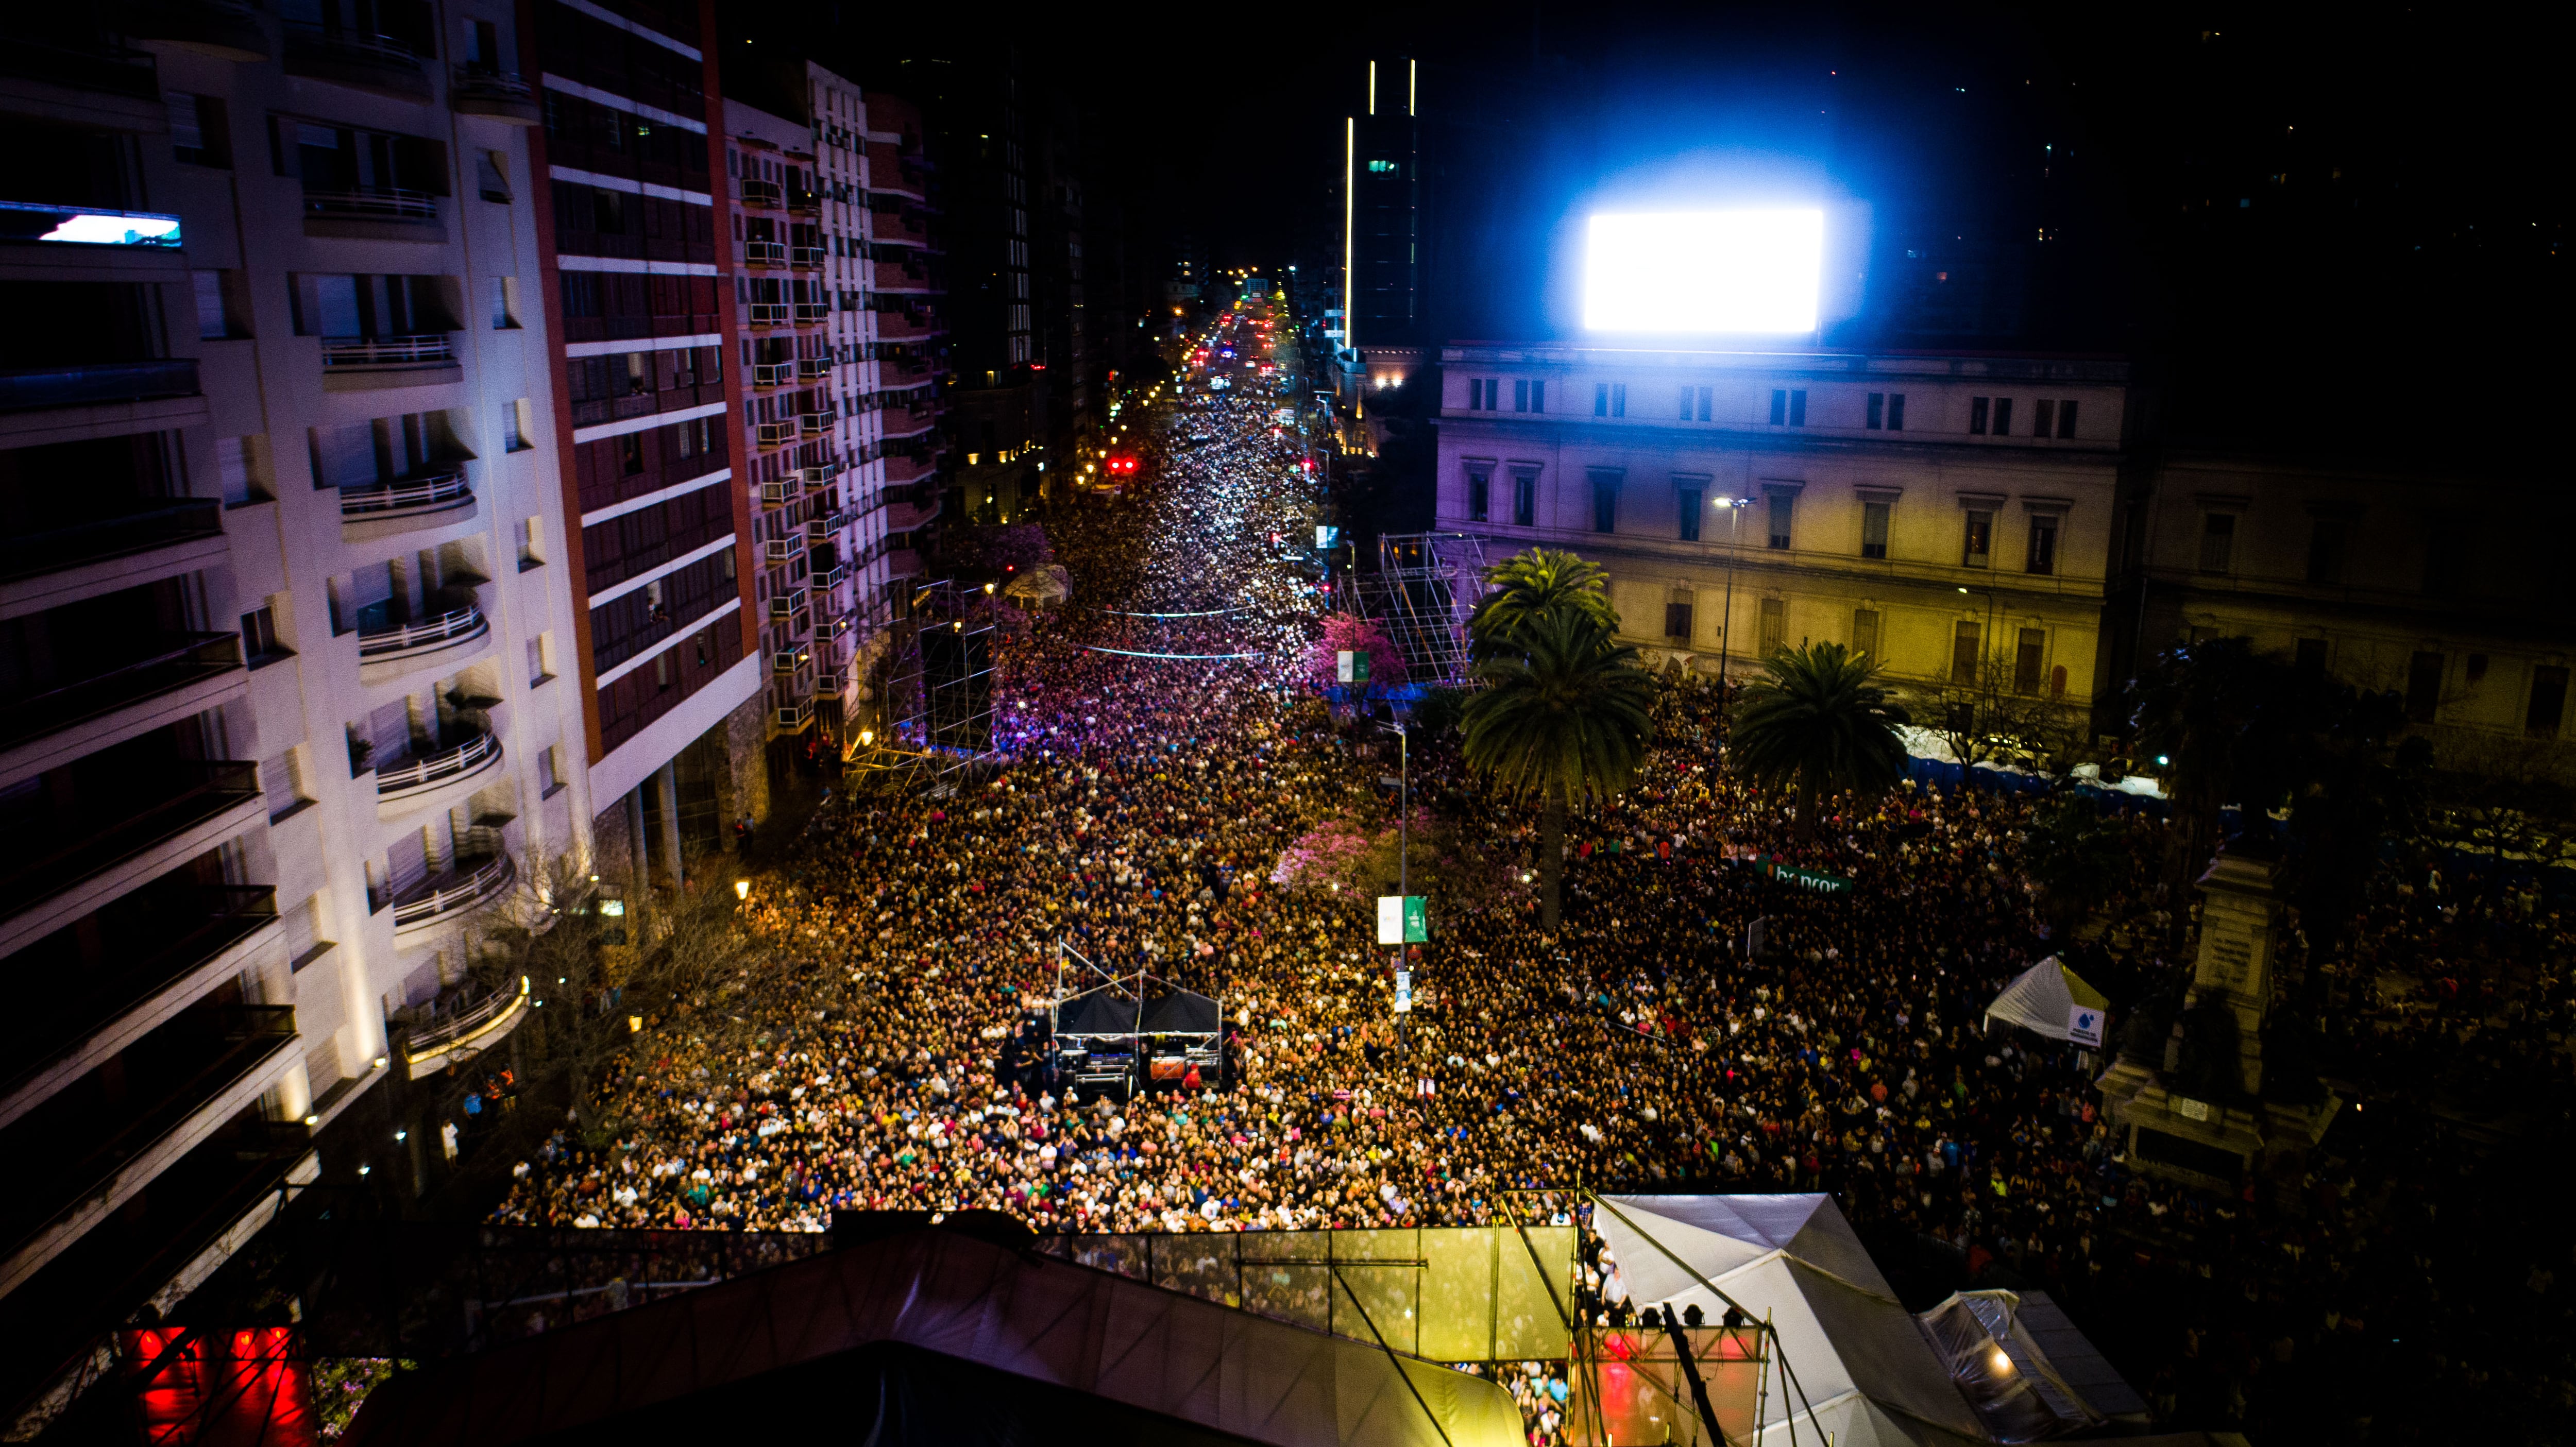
top-left (1982, 957), bottom-right (2111, 1045)
top-left (1141, 986), bottom-right (1223, 1035)
top-left (343, 1225), bottom-right (1523, 1447)
top-left (1591, 1195), bottom-right (2162, 1447)
top-left (1050, 977), bottom-right (1223, 1095)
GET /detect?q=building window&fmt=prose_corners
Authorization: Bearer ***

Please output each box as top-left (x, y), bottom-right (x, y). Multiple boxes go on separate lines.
top-left (1962, 509), bottom-right (1993, 568)
top-left (1590, 474), bottom-right (1620, 533)
top-left (517, 515), bottom-right (544, 569)
top-left (539, 742), bottom-right (565, 796)
top-left (493, 276), bottom-right (521, 329)
top-left (168, 93), bottom-right (230, 167)
top-left (621, 432), bottom-right (645, 475)
top-left (2295, 638), bottom-right (2329, 678)
top-left (261, 745), bottom-right (312, 822)
top-left (1466, 469), bottom-right (1490, 523)
top-left (1676, 488), bottom-right (1702, 541)
top-left (2306, 517), bottom-right (2348, 586)
top-left (1468, 378), bottom-right (1497, 410)
top-left (2033, 399), bottom-right (2056, 438)
top-left (529, 632), bottom-right (556, 686)
top-left (2014, 628), bottom-right (2046, 695)
top-left (2530, 666), bottom-right (2570, 737)
top-left (1512, 472), bottom-right (1535, 527)
top-left (654, 649), bottom-right (674, 691)
top-left (1766, 493), bottom-right (1793, 550)
top-left (2199, 513), bottom-right (2235, 573)
top-left (1991, 398), bottom-right (2014, 436)
top-left (1866, 392), bottom-right (1885, 429)
top-left (506, 398), bottom-right (535, 453)
top-left (1852, 608), bottom-right (1880, 661)
top-left (1969, 397), bottom-right (1990, 435)
top-left (1758, 597), bottom-right (1787, 656)
top-left (1665, 599), bottom-right (1694, 641)
top-left (1887, 393), bottom-right (1906, 431)
top-left (1529, 379), bottom-right (1545, 413)
top-left (2405, 651), bottom-right (2444, 723)
top-left (2026, 514), bottom-right (2060, 575)
top-left (2055, 399), bottom-right (2078, 438)
top-left (1514, 379), bottom-right (1534, 412)
top-left (1682, 386), bottom-right (1711, 421)
top-left (1768, 388), bottom-right (1808, 427)
top-left (1594, 383), bottom-right (1609, 417)
top-left (241, 603), bottom-right (291, 666)
top-left (1952, 621), bottom-right (1981, 684)
top-left (1860, 501), bottom-right (1890, 559)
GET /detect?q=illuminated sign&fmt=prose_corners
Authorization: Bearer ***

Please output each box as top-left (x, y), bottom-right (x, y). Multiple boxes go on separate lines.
top-left (1583, 209), bottom-right (1822, 334)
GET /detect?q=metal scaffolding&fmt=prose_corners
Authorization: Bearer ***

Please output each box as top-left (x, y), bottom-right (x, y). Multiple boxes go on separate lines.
top-left (845, 578), bottom-right (996, 792)
top-left (1354, 531), bottom-right (1490, 689)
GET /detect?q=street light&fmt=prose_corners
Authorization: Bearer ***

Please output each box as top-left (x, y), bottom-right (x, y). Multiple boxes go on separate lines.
top-left (1711, 496), bottom-right (1756, 750)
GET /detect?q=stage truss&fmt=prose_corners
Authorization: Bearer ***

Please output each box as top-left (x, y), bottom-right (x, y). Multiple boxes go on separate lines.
top-left (1354, 531), bottom-right (1489, 690)
top-left (844, 578), bottom-right (996, 794)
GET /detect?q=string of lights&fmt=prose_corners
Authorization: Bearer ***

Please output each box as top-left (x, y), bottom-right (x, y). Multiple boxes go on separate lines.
top-left (1079, 645), bottom-right (1265, 660)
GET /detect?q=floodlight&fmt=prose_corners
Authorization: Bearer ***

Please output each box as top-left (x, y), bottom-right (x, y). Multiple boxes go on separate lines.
top-left (1583, 209), bottom-right (1824, 333)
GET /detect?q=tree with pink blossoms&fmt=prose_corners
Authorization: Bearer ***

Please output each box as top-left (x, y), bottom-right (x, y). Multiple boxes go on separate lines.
top-left (1302, 611), bottom-right (1407, 694)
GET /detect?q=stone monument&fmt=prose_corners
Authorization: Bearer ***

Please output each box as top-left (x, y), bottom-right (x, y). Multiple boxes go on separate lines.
top-left (2096, 848), bottom-right (2341, 1197)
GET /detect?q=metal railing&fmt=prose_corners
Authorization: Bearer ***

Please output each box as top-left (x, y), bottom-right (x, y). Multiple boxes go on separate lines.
top-left (0, 631), bottom-right (240, 753)
top-left (302, 186), bottom-right (439, 223)
top-left (397, 971), bottom-right (527, 1061)
top-left (762, 537), bottom-right (801, 561)
top-left (338, 470), bottom-right (469, 517)
top-left (789, 245), bottom-right (826, 268)
top-left (772, 646), bottom-right (808, 673)
top-left (767, 589), bottom-right (806, 620)
top-left (320, 335), bottom-right (454, 371)
top-left (451, 65), bottom-right (533, 99)
top-left (753, 421), bottom-right (798, 448)
top-left (813, 669), bottom-right (846, 694)
top-left (796, 464), bottom-right (838, 487)
top-left (774, 701), bottom-right (812, 729)
top-left (758, 479), bottom-right (803, 505)
top-left (813, 565), bottom-right (848, 592)
top-left (799, 408), bottom-right (836, 435)
top-left (749, 361), bottom-right (793, 388)
top-left (0, 498), bottom-right (220, 583)
top-left (738, 178), bottom-right (781, 208)
top-left (792, 301), bottom-right (831, 324)
top-left (391, 853), bottom-right (515, 928)
top-left (282, 22), bottom-right (421, 68)
top-left (357, 606), bottom-right (485, 658)
top-left (797, 356), bottom-right (833, 380)
top-left (0, 358), bottom-right (200, 413)
top-left (746, 302), bottom-right (792, 326)
top-left (742, 240), bottom-right (786, 266)
top-left (0, 763), bottom-right (259, 923)
top-left (375, 730), bottom-right (500, 796)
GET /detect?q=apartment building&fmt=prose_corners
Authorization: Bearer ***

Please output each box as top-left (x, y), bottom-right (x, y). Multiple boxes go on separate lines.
top-left (860, 92), bottom-right (947, 606)
top-left (2116, 453), bottom-right (2576, 777)
top-left (521, 0), bottom-right (765, 888)
top-left (1434, 344), bottom-right (2133, 719)
top-left (0, 0), bottom-right (578, 1417)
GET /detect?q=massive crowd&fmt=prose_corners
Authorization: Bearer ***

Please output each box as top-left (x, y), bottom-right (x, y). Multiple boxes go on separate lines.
top-left (489, 326), bottom-right (2576, 1444)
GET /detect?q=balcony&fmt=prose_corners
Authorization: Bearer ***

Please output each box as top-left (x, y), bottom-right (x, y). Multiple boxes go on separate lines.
top-left (357, 604), bottom-right (489, 684)
top-left (302, 185), bottom-right (445, 244)
top-left (819, 614), bottom-right (853, 643)
top-left (338, 469), bottom-right (475, 542)
top-left (787, 189), bottom-right (821, 215)
top-left (746, 302), bottom-right (793, 327)
top-left (772, 644), bottom-right (809, 674)
top-left (754, 420), bottom-right (801, 451)
top-left (122, 0), bottom-right (268, 62)
top-left (0, 359), bottom-right (205, 448)
top-left (774, 700), bottom-right (813, 731)
top-left (281, 22), bottom-right (432, 103)
top-left (395, 972), bottom-right (529, 1075)
top-left (743, 239), bottom-right (787, 268)
top-left (391, 851), bottom-right (515, 937)
top-left (0, 1004), bottom-right (297, 1304)
top-left (758, 478), bottom-right (803, 507)
top-left (451, 65), bottom-right (539, 124)
top-left (0, 36), bottom-right (161, 134)
top-left (0, 886), bottom-right (279, 1133)
top-left (797, 464), bottom-right (838, 488)
top-left (793, 301), bottom-right (832, 324)
top-left (0, 200), bottom-right (185, 285)
top-left (750, 360), bottom-right (793, 389)
top-left (375, 729), bottom-right (503, 819)
top-left (790, 245), bottom-right (826, 269)
top-left (0, 761), bottom-right (262, 960)
top-left (799, 407), bottom-right (837, 436)
top-left (814, 669), bottom-right (847, 696)
top-left (796, 356), bottom-right (833, 383)
top-left (0, 632), bottom-right (244, 791)
top-left (319, 334), bottom-right (461, 392)
top-left (763, 537), bottom-right (803, 564)
top-left (739, 178), bottom-right (782, 209)
top-left (814, 564), bottom-right (849, 593)
top-left (0, 496), bottom-right (225, 620)
top-left (768, 588), bottom-right (807, 621)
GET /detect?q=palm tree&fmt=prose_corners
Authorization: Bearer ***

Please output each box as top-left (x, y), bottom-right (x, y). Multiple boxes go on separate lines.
top-left (1728, 641), bottom-right (1910, 840)
top-left (1468, 548), bottom-right (1617, 657)
top-left (1460, 607), bottom-right (1655, 930)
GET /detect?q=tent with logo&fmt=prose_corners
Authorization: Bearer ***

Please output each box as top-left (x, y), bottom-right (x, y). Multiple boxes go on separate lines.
top-left (1981, 957), bottom-right (2112, 1047)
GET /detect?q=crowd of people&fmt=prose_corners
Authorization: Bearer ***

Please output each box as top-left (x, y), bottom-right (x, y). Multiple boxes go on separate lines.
top-left (488, 328), bottom-right (2576, 1444)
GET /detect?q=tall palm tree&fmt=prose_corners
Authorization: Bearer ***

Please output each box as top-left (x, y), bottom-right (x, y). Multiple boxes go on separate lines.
top-left (1729, 641), bottom-right (1910, 840)
top-left (1468, 548), bottom-right (1617, 658)
top-left (1460, 607), bottom-right (1655, 930)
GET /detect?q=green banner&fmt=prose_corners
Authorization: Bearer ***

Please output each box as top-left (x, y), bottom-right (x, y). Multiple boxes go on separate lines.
top-left (1754, 857), bottom-right (1854, 894)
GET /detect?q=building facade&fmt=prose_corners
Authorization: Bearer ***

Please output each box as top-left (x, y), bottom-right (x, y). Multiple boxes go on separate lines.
top-left (2115, 453), bottom-right (2576, 776)
top-left (858, 92), bottom-right (946, 607)
top-left (521, 0), bottom-right (766, 888)
top-left (1434, 344), bottom-right (2134, 725)
top-left (1, 0), bottom-right (581, 1414)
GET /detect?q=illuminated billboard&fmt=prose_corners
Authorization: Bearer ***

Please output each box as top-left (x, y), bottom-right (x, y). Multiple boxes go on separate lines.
top-left (1583, 209), bottom-right (1823, 334)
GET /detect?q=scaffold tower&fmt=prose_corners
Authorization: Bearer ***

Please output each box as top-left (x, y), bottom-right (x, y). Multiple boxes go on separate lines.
top-left (1355, 531), bottom-right (1490, 689)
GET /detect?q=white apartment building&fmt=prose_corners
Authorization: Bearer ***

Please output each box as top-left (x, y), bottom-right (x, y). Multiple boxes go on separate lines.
top-left (0, 2), bottom-right (577, 1413)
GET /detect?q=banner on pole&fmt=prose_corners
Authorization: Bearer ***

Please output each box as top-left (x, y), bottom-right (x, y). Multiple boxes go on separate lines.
top-left (1376, 894), bottom-right (1427, 944)
top-left (1394, 970), bottom-right (1412, 1013)
top-left (1337, 650), bottom-right (1369, 685)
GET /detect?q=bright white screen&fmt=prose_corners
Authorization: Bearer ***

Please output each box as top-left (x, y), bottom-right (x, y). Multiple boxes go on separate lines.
top-left (1583, 209), bottom-right (1824, 333)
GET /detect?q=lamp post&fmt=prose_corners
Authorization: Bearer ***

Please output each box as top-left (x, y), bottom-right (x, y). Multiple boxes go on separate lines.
top-left (1713, 496), bottom-right (1755, 753)
top-left (1956, 584), bottom-right (1999, 752)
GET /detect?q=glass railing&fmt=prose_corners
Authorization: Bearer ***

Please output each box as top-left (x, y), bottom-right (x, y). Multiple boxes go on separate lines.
top-left (0, 762), bottom-right (259, 925)
top-left (0, 631), bottom-right (240, 753)
top-left (0, 498), bottom-right (221, 583)
top-left (0, 359), bottom-right (199, 413)
top-left (302, 186), bottom-right (439, 223)
top-left (281, 21), bottom-right (421, 69)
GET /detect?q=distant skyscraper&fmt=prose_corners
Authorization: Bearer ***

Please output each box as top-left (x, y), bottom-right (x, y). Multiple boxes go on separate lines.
top-left (1344, 58), bottom-right (1419, 353)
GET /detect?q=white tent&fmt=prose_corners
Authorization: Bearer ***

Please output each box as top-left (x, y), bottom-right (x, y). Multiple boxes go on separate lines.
top-left (1591, 1195), bottom-right (2156, 1446)
top-left (1981, 956), bottom-right (2111, 1046)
